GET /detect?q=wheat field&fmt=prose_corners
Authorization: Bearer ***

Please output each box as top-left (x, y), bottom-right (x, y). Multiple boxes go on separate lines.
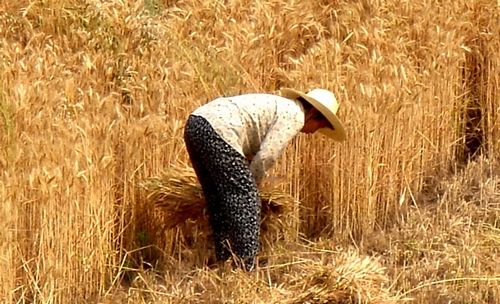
top-left (0, 0), bottom-right (499, 303)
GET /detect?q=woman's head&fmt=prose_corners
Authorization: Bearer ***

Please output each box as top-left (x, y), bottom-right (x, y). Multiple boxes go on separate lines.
top-left (298, 96), bottom-right (334, 134)
top-left (281, 88), bottom-right (346, 141)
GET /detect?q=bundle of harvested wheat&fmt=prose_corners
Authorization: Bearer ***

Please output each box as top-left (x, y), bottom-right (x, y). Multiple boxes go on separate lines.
top-left (138, 165), bottom-right (298, 235)
top-left (284, 250), bottom-right (400, 304)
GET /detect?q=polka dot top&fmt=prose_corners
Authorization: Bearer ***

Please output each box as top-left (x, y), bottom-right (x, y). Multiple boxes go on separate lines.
top-left (192, 93), bottom-right (305, 185)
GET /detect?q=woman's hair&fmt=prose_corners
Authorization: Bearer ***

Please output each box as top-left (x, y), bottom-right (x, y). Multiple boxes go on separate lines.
top-left (297, 96), bottom-right (313, 111)
top-left (297, 96), bottom-right (334, 129)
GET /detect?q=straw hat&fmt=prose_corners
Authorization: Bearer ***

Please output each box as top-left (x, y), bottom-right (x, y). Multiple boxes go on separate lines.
top-left (280, 88), bottom-right (346, 141)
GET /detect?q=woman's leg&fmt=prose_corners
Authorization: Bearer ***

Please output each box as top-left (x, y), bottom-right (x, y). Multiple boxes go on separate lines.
top-left (184, 115), bottom-right (261, 270)
top-left (184, 116), bottom-right (231, 261)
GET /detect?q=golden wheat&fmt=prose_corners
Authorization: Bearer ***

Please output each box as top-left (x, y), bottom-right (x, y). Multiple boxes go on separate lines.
top-left (137, 164), bottom-right (297, 241)
top-left (0, 0), bottom-right (498, 303)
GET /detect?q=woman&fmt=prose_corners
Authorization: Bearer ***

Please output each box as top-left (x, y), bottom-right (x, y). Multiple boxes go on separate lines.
top-left (183, 88), bottom-right (346, 271)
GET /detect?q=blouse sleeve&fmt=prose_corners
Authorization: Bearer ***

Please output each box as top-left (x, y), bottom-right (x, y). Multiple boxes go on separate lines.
top-left (249, 103), bottom-right (304, 185)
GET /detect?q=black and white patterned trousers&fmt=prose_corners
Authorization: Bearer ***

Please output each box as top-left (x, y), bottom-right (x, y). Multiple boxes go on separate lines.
top-left (184, 114), bottom-right (261, 270)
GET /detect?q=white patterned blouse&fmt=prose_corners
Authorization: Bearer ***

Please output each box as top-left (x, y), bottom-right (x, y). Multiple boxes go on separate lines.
top-left (192, 93), bottom-right (305, 185)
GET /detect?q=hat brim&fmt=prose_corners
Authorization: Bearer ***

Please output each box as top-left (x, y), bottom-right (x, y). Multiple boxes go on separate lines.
top-left (280, 88), bottom-right (347, 141)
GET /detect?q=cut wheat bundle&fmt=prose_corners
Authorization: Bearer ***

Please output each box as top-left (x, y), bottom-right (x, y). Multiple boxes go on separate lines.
top-left (138, 165), bottom-right (298, 234)
top-left (282, 251), bottom-right (399, 304)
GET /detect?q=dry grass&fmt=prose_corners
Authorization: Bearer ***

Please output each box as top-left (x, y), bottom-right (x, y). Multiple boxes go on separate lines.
top-left (102, 243), bottom-right (401, 304)
top-left (0, 0), bottom-right (499, 303)
top-left (364, 156), bottom-right (500, 303)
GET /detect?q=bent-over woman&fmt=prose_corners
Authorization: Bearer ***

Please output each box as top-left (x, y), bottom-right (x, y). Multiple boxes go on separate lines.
top-left (183, 88), bottom-right (346, 271)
